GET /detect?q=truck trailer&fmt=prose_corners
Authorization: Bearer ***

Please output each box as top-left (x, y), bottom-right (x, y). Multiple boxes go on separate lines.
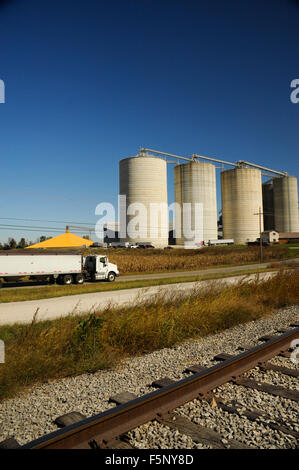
top-left (0, 251), bottom-right (119, 286)
top-left (207, 239), bottom-right (234, 246)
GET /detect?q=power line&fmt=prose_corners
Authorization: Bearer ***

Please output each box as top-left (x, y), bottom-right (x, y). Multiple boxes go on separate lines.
top-left (0, 217), bottom-right (98, 225)
top-left (0, 224), bottom-right (267, 233)
top-left (0, 225), bottom-right (95, 235)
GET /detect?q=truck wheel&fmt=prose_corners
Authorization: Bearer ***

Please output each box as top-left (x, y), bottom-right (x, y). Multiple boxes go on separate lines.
top-left (74, 273), bottom-right (84, 284)
top-left (62, 274), bottom-right (73, 285)
top-left (107, 272), bottom-right (116, 282)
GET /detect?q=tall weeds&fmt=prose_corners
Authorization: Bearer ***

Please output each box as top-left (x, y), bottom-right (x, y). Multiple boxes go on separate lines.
top-left (0, 269), bottom-right (298, 400)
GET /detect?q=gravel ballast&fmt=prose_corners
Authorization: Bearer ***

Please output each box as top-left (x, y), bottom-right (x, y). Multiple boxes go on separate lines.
top-left (0, 305), bottom-right (298, 448)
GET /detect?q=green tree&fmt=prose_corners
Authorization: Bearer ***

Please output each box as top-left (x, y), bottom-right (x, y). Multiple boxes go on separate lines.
top-left (39, 235), bottom-right (52, 243)
top-left (18, 238), bottom-right (27, 249)
top-left (8, 238), bottom-right (17, 249)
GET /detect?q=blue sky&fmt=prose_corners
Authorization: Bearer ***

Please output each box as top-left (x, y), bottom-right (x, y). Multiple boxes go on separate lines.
top-left (0, 0), bottom-right (298, 243)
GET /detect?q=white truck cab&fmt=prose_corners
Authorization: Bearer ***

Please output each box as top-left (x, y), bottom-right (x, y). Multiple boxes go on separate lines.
top-left (83, 255), bottom-right (119, 282)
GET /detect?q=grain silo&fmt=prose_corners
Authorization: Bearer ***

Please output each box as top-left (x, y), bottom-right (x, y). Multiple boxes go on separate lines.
top-left (262, 180), bottom-right (275, 230)
top-left (119, 154), bottom-right (168, 247)
top-left (273, 176), bottom-right (299, 232)
top-left (221, 167), bottom-right (263, 244)
top-left (174, 161), bottom-right (217, 245)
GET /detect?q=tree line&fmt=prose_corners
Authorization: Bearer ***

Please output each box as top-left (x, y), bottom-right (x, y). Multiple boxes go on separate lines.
top-left (0, 236), bottom-right (52, 250)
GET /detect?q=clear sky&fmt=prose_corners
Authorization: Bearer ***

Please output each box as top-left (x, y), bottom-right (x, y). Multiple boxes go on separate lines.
top-left (0, 0), bottom-right (298, 243)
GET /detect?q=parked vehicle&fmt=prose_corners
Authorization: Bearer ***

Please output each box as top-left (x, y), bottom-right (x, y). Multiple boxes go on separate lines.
top-left (0, 252), bottom-right (119, 286)
top-left (90, 242), bottom-right (107, 248)
top-left (137, 243), bottom-right (155, 249)
top-left (207, 239), bottom-right (234, 246)
top-left (108, 242), bottom-right (131, 248)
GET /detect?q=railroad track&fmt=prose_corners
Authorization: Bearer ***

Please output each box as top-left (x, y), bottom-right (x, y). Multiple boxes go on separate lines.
top-left (2, 324), bottom-right (299, 449)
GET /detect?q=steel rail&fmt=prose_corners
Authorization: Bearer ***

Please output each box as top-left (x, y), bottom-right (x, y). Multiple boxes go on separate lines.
top-left (22, 328), bottom-right (299, 449)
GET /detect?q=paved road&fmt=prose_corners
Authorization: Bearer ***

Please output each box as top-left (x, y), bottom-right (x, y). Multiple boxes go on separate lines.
top-left (0, 271), bottom-right (277, 325)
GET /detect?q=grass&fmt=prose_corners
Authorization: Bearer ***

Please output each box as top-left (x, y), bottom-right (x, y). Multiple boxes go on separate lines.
top-left (0, 264), bottom-right (293, 303)
top-left (0, 269), bottom-right (298, 400)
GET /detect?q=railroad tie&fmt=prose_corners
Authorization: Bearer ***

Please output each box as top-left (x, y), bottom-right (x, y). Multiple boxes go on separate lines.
top-left (151, 377), bottom-right (176, 388)
top-left (54, 411), bottom-right (87, 428)
top-left (184, 364), bottom-right (206, 374)
top-left (234, 377), bottom-right (299, 402)
top-left (217, 400), bottom-right (265, 421)
top-left (156, 412), bottom-right (251, 449)
top-left (105, 392), bottom-right (143, 449)
top-left (0, 437), bottom-right (21, 449)
top-left (109, 391), bottom-right (138, 406)
top-left (258, 335), bottom-right (277, 342)
top-left (259, 362), bottom-right (299, 378)
top-left (213, 353), bottom-right (234, 361)
top-left (237, 344), bottom-right (255, 351)
top-left (217, 400), bottom-right (299, 440)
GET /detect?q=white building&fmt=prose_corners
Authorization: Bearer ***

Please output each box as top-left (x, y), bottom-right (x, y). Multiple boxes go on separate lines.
top-left (261, 230), bottom-right (279, 243)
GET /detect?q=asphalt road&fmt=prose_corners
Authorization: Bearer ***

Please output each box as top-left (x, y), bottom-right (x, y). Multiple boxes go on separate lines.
top-left (0, 271), bottom-right (278, 325)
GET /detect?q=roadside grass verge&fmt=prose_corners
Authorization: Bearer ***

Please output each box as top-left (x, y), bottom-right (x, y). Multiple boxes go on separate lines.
top-left (0, 269), bottom-right (298, 400)
top-left (0, 265), bottom-right (294, 303)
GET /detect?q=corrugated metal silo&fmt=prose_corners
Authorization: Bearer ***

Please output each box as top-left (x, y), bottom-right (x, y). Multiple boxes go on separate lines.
top-left (262, 180), bottom-right (275, 230)
top-left (174, 161), bottom-right (217, 244)
top-left (119, 155), bottom-right (168, 247)
top-left (221, 167), bottom-right (263, 244)
top-left (273, 176), bottom-right (299, 232)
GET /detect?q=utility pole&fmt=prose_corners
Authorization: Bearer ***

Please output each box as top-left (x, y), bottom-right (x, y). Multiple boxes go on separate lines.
top-left (253, 207), bottom-right (269, 263)
top-left (253, 207), bottom-right (263, 262)
top-left (258, 207), bottom-right (263, 262)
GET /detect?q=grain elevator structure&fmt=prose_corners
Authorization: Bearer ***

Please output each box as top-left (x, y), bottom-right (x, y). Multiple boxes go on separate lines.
top-left (119, 148), bottom-right (299, 247)
top-left (174, 161), bottom-right (218, 244)
top-left (119, 154), bottom-right (169, 247)
top-left (221, 167), bottom-right (263, 244)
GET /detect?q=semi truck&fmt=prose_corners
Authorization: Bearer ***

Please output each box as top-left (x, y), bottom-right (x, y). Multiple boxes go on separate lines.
top-left (0, 252), bottom-right (119, 287)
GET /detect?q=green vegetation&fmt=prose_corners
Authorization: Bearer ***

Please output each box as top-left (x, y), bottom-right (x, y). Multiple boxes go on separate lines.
top-left (0, 269), bottom-right (298, 400)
